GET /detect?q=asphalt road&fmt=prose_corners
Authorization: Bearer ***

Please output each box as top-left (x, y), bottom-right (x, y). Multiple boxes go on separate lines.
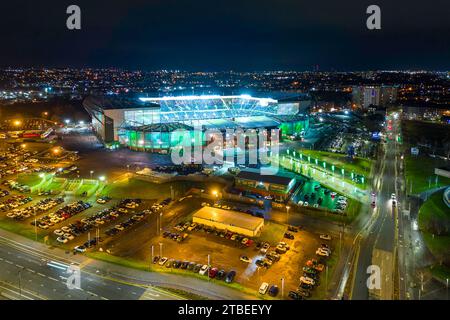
top-left (0, 236), bottom-right (179, 300)
top-left (350, 115), bottom-right (398, 300)
top-left (0, 227), bottom-right (256, 300)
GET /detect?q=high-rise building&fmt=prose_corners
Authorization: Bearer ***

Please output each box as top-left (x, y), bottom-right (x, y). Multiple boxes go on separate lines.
top-left (352, 86), bottom-right (397, 108)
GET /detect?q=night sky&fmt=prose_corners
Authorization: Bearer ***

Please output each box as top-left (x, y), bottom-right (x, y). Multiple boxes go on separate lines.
top-left (1, 0), bottom-right (449, 71)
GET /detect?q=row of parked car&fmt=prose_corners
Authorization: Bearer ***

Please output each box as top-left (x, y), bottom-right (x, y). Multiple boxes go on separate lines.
top-left (187, 222), bottom-right (255, 248)
top-left (105, 211), bottom-right (149, 237)
top-left (153, 255), bottom-right (236, 283)
top-left (33, 200), bottom-right (92, 229)
top-left (290, 235), bottom-right (333, 299)
top-left (3, 180), bottom-right (31, 193)
top-left (163, 231), bottom-right (189, 242)
top-left (7, 197), bottom-right (64, 220)
top-left (0, 195), bottom-right (33, 211)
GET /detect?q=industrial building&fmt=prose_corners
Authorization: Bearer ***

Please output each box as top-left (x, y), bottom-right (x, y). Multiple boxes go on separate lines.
top-left (83, 94), bottom-right (309, 152)
top-left (192, 206), bottom-right (264, 237)
top-left (235, 169), bottom-right (296, 201)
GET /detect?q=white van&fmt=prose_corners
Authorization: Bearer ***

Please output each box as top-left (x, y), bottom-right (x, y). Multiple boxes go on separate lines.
top-left (259, 282), bottom-right (269, 295)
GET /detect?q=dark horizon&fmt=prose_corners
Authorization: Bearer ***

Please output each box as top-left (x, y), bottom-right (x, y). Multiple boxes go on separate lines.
top-left (1, 0), bottom-right (449, 71)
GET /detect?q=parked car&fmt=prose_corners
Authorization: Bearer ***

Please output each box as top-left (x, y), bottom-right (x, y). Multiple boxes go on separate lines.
top-left (225, 270), bottom-right (236, 283)
top-left (288, 291), bottom-right (302, 300)
top-left (320, 234), bottom-right (332, 241)
top-left (268, 285), bottom-right (279, 297)
top-left (199, 265), bottom-right (209, 275)
top-left (259, 282), bottom-right (269, 295)
top-left (239, 255), bottom-right (252, 263)
top-left (208, 267), bottom-right (218, 278)
top-left (300, 276), bottom-right (315, 286)
top-left (158, 257), bottom-right (168, 266)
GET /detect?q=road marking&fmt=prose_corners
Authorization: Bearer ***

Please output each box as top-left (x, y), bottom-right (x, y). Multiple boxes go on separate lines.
top-left (37, 273), bottom-right (46, 277)
top-left (87, 291), bottom-right (98, 297)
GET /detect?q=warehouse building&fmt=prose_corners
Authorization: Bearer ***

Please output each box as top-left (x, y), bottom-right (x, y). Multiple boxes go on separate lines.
top-left (193, 207), bottom-right (264, 237)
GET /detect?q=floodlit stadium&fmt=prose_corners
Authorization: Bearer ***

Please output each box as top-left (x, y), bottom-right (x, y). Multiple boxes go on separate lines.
top-left (83, 94), bottom-right (310, 152)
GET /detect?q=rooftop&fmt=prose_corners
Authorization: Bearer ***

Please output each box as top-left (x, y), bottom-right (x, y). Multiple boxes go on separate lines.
top-left (193, 206), bottom-right (264, 231)
top-left (236, 169), bottom-right (295, 186)
top-left (121, 122), bottom-right (193, 132)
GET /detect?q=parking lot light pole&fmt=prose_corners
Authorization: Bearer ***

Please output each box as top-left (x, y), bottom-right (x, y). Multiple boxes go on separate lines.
top-left (159, 243), bottom-right (163, 257)
top-left (151, 245), bottom-right (154, 263)
top-left (281, 277), bottom-right (285, 299)
top-left (90, 170), bottom-right (94, 179)
top-left (286, 206), bottom-right (290, 223)
top-left (34, 215), bottom-right (37, 241)
top-left (446, 278), bottom-right (448, 301)
top-left (207, 254), bottom-right (211, 280)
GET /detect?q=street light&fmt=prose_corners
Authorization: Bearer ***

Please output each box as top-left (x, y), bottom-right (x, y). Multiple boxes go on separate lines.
top-left (286, 205), bottom-right (290, 222)
top-left (90, 170), bottom-right (94, 179)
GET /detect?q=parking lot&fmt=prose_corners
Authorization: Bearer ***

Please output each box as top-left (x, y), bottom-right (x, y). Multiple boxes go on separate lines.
top-left (97, 196), bottom-right (337, 299)
top-left (0, 136), bottom-right (339, 300)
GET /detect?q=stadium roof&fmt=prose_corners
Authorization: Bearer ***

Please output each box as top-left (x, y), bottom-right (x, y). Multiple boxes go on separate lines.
top-left (138, 94), bottom-right (277, 104)
top-left (236, 169), bottom-right (295, 186)
top-left (193, 207), bottom-right (264, 232)
top-left (121, 122), bottom-right (193, 132)
top-left (83, 95), bottom-right (159, 110)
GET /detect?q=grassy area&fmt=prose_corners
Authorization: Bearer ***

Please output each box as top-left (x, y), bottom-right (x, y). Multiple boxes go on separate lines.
top-left (421, 233), bottom-right (450, 265)
top-left (402, 120), bottom-right (450, 148)
top-left (17, 173), bottom-right (44, 187)
top-left (418, 190), bottom-right (450, 234)
top-left (418, 190), bottom-right (450, 264)
top-left (298, 149), bottom-right (373, 177)
top-left (76, 182), bottom-right (98, 196)
top-left (44, 180), bottom-right (66, 192)
top-left (429, 264), bottom-right (450, 283)
top-left (100, 178), bottom-right (190, 200)
top-left (0, 218), bottom-right (46, 242)
top-left (405, 155), bottom-right (450, 194)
